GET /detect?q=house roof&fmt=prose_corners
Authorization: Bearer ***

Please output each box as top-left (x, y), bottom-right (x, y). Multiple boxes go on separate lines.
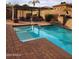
top-left (53, 4), bottom-right (72, 8)
top-left (6, 5), bottom-right (53, 11)
top-left (14, 6), bottom-right (52, 10)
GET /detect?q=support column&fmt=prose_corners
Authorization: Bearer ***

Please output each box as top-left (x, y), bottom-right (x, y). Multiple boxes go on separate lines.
top-left (12, 6), bottom-right (14, 20)
top-left (38, 7), bottom-right (40, 18)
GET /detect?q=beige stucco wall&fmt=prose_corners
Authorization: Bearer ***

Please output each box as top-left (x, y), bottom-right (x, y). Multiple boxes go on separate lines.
top-left (17, 9), bottom-right (53, 19)
top-left (16, 6), bottom-right (72, 29)
top-left (53, 6), bottom-right (66, 11)
top-left (40, 9), bottom-right (53, 19)
top-left (65, 19), bottom-right (72, 29)
top-left (17, 5), bottom-right (72, 19)
top-left (58, 16), bottom-right (72, 29)
top-left (58, 16), bottom-right (63, 24)
top-left (17, 10), bottom-right (31, 19)
top-left (32, 10), bottom-right (38, 15)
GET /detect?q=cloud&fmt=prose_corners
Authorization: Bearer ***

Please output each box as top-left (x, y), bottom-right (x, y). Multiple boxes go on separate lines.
top-left (6, 0), bottom-right (72, 6)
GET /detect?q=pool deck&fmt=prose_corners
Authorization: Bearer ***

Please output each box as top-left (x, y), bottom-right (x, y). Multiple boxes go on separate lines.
top-left (6, 20), bottom-right (51, 26)
top-left (6, 25), bottom-right (72, 59)
top-left (7, 20), bottom-right (72, 30)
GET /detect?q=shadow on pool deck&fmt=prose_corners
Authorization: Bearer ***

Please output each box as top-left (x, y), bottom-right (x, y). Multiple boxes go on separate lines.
top-left (6, 25), bottom-right (72, 59)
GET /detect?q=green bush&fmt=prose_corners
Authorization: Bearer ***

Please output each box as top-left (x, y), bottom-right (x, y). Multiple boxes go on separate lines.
top-left (45, 14), bottom-right (54, 22)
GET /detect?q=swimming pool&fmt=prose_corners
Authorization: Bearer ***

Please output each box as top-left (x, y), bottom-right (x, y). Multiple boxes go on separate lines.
top-left (14, 25), bottom-right (72, 55)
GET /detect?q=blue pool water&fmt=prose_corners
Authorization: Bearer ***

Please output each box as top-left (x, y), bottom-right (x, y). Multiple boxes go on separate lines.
top-left (14, 25), bottom-right (72, 55)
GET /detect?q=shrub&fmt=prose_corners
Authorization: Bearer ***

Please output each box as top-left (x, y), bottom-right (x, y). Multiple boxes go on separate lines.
top-left (45, 14), bottom-right (54, 22)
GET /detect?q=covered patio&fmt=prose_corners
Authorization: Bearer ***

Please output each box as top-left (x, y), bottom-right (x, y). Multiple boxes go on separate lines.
top-left (9, 5), bottom-right (53, 22)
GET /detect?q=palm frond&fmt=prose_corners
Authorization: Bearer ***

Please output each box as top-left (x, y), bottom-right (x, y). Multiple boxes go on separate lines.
top-left (28, 1), bottom-right (33, 4)
top-left (35, 0), bottom-right (40, 3)
top-left (28, 0), bottom-right (40, 6)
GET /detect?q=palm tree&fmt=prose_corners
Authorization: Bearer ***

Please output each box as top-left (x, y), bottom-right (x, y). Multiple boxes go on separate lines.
top-left (28, 0), bottom-right (40, 30)
top-left (28, 0), bottom-right (40, 17)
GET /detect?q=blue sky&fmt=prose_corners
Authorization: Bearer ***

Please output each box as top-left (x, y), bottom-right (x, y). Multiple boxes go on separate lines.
top-left (6, 0), bottom-right (72, 7)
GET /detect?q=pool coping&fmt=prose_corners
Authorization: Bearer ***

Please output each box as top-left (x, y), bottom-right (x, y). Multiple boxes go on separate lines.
top-left (13, 24), bottom-right (72, 31)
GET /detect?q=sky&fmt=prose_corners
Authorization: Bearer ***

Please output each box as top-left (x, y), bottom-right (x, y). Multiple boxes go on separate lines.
top-left (6, 0), bottom-right (72, 7)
